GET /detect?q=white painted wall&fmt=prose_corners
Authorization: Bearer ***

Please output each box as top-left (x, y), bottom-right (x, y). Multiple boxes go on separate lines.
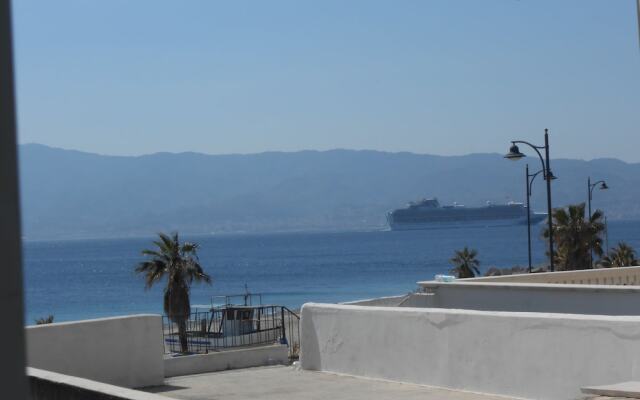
top-left (26, 315), bottom-right (164, 388)
top-left (301, 303), bottom-right (640, 400)
top-left (164, 344), bottom-right (289, 377)
top-left (416, 281), bottom-right (640, 315)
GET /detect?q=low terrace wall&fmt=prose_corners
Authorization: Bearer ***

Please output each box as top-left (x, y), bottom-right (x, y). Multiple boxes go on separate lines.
top-left (26, 315), bottom-right (164, 388)
top-left (416, 281), bottom-right (640, 315)
top-left (300, 303), bottom-right (640, 400)
top-left (465, 265), bottom-right (640, 285)
top-left (164, 344), bottom-right (289, 377)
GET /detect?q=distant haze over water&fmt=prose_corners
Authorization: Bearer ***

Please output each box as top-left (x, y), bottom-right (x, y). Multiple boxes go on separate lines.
top-left (19, 144), bottom-right (640, 240)
top-left (24, 221), bottom-right (640, 323)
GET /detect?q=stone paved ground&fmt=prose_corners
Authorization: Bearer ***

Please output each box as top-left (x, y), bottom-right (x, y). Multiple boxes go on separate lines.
top-left (145, 365), bottom-right (519, 400)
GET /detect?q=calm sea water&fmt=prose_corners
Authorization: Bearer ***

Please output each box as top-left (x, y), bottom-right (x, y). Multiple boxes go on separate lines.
top-left (23, 221), bottom-right (640, 323)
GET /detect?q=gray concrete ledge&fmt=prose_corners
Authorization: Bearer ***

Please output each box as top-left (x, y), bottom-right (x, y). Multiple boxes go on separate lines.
top-left (28, 367), bottom-right (167, 400)
top-left (582, 381), bottom-right (640, 398)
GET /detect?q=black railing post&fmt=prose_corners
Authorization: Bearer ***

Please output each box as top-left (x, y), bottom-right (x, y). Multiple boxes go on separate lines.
top-left (280, 307), bottom-right (287, 345)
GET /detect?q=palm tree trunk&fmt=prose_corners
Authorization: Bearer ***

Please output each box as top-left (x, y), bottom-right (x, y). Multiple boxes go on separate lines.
top-left (178, 319), bottom-right (189, 353)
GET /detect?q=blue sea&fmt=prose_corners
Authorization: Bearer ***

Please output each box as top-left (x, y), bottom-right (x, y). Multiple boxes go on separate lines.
top-left (23, 221), bottom-right (640, 323)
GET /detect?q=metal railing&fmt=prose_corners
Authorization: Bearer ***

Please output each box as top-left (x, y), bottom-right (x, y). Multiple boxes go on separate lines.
top-left (163, 305), bottom-right (300, 360)
top-left (281, 306), bottom-right (300, 360)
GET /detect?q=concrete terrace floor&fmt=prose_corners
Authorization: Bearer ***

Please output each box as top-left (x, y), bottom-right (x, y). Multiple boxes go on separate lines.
top-left (145, 365), bottom-right (518, 400)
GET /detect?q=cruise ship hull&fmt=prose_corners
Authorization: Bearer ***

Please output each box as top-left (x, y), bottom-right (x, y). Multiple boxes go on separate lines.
top-left (387, 213), bottom-right (547, 231)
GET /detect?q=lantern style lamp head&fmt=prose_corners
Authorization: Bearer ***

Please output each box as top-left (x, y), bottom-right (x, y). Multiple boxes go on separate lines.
top-left (600, 182), bottom-right (609, 190)
top-left (504, 143), bottom-right (525, 161)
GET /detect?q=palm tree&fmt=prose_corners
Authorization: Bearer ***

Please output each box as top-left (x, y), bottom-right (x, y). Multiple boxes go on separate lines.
top-left (135, 232), bottom-right (211, 353)
top-left (542, 203), bottom-right (605, 271)
top-left (599, 242), bottom-right (639, 268)
top-left (35, 315), bottom-right (54, 325)
top-left (449, 247), bottom-right (480, 278)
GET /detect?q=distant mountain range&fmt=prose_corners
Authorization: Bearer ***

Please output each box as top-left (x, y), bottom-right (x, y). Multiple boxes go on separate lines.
top-left (18, 144), bottom-right (640, 240)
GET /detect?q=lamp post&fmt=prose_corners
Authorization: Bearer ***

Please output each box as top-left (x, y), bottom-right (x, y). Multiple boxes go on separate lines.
top-left (587, 177), bottom-right (608, 266)
top-left (505, 129), bottom-right (556, 272)
top-left (526, 165), bottom-right (543, 273)
top-left (525, 164), bottom-right (556, 273)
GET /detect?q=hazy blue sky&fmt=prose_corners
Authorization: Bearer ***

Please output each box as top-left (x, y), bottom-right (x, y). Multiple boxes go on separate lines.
top-left (12, 1), bottom-right (640, 161)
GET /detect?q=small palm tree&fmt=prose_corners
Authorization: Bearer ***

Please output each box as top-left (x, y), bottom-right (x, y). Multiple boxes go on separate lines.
top-left (35, 315), bottom-right (54, 325)
top-left (450, 247), bottom-right (480, 278)
top-left (135, 232), bottom-right (211, 353)
top-left (599, 242), bottom-right (639, 268)
top-left (542, 203), bottom-right (605, 270)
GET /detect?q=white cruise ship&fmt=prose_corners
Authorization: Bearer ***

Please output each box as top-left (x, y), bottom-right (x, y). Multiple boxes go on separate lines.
top-left (386, 198), bottom-right (546, 230)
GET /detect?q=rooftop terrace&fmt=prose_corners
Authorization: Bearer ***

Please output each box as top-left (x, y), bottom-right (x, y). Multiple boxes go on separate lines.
top-left (145, 365), bottom-right (518, 400)
top-left (24, 267), bottom-right (640, 400)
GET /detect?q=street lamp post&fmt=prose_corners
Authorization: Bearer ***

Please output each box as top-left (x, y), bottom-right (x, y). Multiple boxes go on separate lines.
top-left (525, 164), bottom-right (545, 273)
top-left (587, 177), bottom-right (609, 266)
top-left (505, 129), bottom-right (556, 272)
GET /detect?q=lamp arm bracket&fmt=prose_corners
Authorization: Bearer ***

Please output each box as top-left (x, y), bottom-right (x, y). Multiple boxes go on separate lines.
top-left (512, 140), bottom-right (547, 177)
top-left (528, 169), bottom-right (544, 194)
top-left (589, 180), bottom-right (606, 198)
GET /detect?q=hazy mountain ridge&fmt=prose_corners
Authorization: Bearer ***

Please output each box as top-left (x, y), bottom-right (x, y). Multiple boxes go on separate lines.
top-left (19, 144), bottom-right (640, 240)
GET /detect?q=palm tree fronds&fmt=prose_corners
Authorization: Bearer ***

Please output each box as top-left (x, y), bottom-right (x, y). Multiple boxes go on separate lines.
top-left (449, 246), bottom-right (480, 278)
top-left (599, 242), bottom-right (639, 268)
top-left (134, 232), bottom-right (212, 352)
top-left (542, 203), bottom-right (606, 271)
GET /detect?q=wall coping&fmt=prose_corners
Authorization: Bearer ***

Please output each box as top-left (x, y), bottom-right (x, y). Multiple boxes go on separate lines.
top-left (26, 314), bottom-right (162, 328)
top-left (301, 302), bottom-right (640, 322)
top-left (463, 265), bottom-right (640, 283)
top-left (417, 280), bottom-right (640, 293)
top-left (27, 367), bottom-right (167, 399)
top-left (340, 294), bottom-right (409, 305)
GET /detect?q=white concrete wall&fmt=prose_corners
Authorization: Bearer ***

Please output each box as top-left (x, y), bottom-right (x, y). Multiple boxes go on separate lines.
top-left (164, 344), bottom-right (289, 377)
top-left (416, 281), bottom-right (640, 315)
top-left (26, 315), bottom-right (164, 388)
top-left (301, 303), bottom-right (640, 400)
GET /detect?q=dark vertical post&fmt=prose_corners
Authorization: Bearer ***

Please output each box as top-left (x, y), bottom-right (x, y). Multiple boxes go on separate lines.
top-left (588, 177), bottom-right (592, 220)
top-left (544, 129), bottom-right (555, 272)
top-left (526, 164), bottom-right (532, 273)
top-left (0, 0), bottom-right (27, 397)
top-left (605, 216), bottom-right (610, 256)
top-left (588, 177), bottom-right (593, 267)
top-left (280, 307), bottom-right (287, 345)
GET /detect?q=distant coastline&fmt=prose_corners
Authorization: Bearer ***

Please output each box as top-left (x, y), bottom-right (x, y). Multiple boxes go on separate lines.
top-left (19, 144), bottom-right (640, 240)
